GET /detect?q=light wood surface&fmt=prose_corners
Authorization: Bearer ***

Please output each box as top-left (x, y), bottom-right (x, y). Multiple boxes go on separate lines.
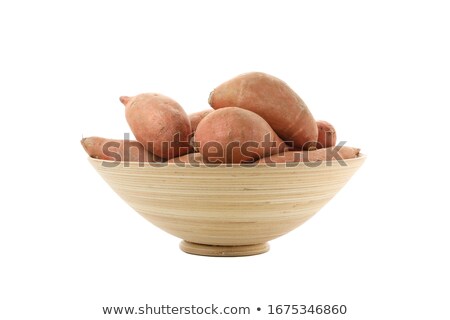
top-left (88, 155), bottom-right (366, 256)
top-left (180, 241), bottom-right (269, 257)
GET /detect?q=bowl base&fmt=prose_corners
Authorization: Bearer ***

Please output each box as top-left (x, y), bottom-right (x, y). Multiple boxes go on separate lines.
top-left (179, 241), bottom-right (269, 257)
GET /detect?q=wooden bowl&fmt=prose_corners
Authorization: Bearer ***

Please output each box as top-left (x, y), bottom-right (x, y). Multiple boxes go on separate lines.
top-left (88, 154), bottom-right (366, 256)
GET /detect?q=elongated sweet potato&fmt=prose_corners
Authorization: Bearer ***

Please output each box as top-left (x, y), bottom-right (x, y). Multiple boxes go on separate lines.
top-left (317, 120), bottom-right (336, 148)
top-left (194, 107), bottom-right (287, 164)
top-left (81, 136), bottom-right (161, 162)
top-left (208, 72), bottom-right (317, 149)
top-left (257, 146), bottom-right (360, 164)
top-left (120, 93), bottom-right (191, 159)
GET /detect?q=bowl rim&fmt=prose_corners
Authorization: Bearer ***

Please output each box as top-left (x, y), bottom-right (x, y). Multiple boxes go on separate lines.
top-left (87, 153), bottom-right (366, 168)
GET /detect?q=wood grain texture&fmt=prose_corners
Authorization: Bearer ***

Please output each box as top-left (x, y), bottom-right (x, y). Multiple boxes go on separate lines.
top-left (88, 154), bottom-right (366, 256)
top-left (179, 241), bottom-right (269, 257)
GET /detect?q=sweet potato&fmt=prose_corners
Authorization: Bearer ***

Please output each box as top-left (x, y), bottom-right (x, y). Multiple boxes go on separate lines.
top-left (120, 93), bottom-right (191, 159)
top-left (317, 120), bottom-right (336, 148)
top-left (81, 136), bottom-right (161, 162)
top-left (257, 146), bottom-right (360, 164)
top-left (208, 72), bottom-right (317, 149)
top-left (194, 107), bottom-right (287, 164)
top-left (167, 152), bottom-right (203, 164)
top-left (188, 110), bottom-right (213, 151)
top-left (189, 110), bottom-right (213, 135)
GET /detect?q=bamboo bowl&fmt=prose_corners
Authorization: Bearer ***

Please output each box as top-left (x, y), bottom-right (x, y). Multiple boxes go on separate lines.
top-left (88, 155), bottom-right (365, 256)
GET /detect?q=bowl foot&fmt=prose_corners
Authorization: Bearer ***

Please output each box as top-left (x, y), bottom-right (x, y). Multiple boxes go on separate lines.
top-left (179, 241), bottom-right (269, 257)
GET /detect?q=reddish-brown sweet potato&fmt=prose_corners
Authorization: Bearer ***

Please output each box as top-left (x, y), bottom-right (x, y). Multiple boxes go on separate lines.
top-left (208, 72), bottom-right (317, 149)
top-left (188, 110), bottom-right (213, 151)
top-left (81, 136), bottom-right (161, 162)
top-left (194, 107), bottom-right (287, 164)
top-left (317, 120), bottom-right (336, 148)
top-left (167, 152), bottom-right (203, 164)
top-left (189, 110), bottom-right (213, 135)
top-left (120, 93), bottom-right (191, 159)
top-left (257, 146), bottom-right (360, 164)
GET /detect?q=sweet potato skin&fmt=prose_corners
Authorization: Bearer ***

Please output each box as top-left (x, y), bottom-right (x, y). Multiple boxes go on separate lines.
top-left (81, 136), bottom-right (161, 162)
top-left (188, 110), bottom-right (213, 151)
top-left (167, 152), bottom-right (203, 164)
top-left (257, 146), bottom-right (360, 164)
top-left (208, 72), bottom-right (318, 149)
top-left (120, 93), bottom-right (191, 159)
top-left (189, 110), bottom-right (213, 135)
top-left (194, 107), bottom-right (287, 164)
top-left (317, 120), bottom-right (336, 148)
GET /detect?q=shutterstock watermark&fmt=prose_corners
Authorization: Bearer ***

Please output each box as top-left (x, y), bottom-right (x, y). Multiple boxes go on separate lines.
top-left (99, 133), bottom-right (351, 168)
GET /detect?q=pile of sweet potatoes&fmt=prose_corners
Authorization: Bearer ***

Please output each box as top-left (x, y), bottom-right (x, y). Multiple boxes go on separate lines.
top-left (81, 72), bottom-right (360, 165)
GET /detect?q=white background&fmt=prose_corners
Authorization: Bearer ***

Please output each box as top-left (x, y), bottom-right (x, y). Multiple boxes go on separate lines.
top-left (1, 1), bottom-right (449, 319)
